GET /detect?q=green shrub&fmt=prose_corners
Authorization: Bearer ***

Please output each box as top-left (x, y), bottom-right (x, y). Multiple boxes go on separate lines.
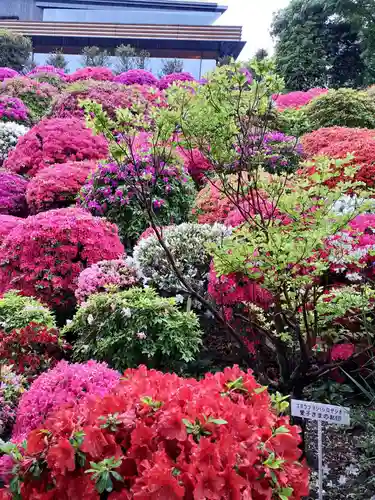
top-left (276, 107), bottom-right (312, 137)
top-left (0, 290), bottom-right (56, 332)
top-left (64, 287), bottom-right (202, 371)
top-left (0, 30), bottom-right (32, 71)
top-left (305, 88), bottom-right (375, 130)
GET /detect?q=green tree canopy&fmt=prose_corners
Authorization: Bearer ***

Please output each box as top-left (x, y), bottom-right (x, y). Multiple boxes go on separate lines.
top-left (0, 30), bottom-right (32, 71)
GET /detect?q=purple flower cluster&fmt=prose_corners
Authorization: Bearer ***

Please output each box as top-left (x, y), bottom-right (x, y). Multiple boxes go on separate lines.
top-left (12, 360), bottom-right (120, 441)
top-left (75, 258), bottom-right (139, 304)
top-left (0, 172), bottom-right (28, 216)
top-left (114, 69), bottom-right (159, 86)
top-left (245, 131), bottom-right (303, 174)
top-left (239, 67), bottom-right (253, 84)
top-left (0, 366), bottom-right (26, 438)
top-left (158, 72), bottom-right (195, 90)
top-left (27, 65), bottom-right (66, 80)
top-left (0, 68), bottom-right (19, 82)
top-left (0, 96), bottom-right (28, 123)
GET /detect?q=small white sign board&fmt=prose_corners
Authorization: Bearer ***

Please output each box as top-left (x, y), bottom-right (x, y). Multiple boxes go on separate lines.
top-left (291, 399), bottom-right (350, 426)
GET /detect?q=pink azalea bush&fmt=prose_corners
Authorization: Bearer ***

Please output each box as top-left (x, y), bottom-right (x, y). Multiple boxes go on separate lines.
top-left (27, 65), bottom-right (66, 80)
top-left (26, 160), bottom-right (96, 213)
top-left (0, 68), bottom-right (19, 82)
top-left (0, 207), bottom-right (124, 311)
top-left (0, 172), bottom-right (28, 216)
top-left (67, 67), bottom-right (114, 83)
top-left (12, 360), bottom-right (120, 441)
top-left (75, 258), bottom-right (139, 304)
top-left (0, 215), bottom-right (23, 245)
top-left (4, 117), bottom-right (108, 177)
top-left (114, 69), bottom-right (158, 86)
top-left (159, 71), bottom-right (195, 89)
top-left (178, 148), bottom-right (213, 186)
top-left (0, 96), bottom-right (28, 123)
top-left (273, 88), bottom-right (328, 110)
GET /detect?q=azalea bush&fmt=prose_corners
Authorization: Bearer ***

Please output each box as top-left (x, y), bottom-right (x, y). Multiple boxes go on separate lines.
top-left (305, 88), bottom-right (375, 130)
top-left (0, 122), bottom-right (29, 164)
top-left (0, 290), bottom-right (55, 332)
top-left (0, 322), bottom-right (70, 382)
top-left (273, 88), bottom-right (328, 110)
top-left (26, 161), bottom-right (96, 213)
top-left (12, 360), bottom-right (120, 441)
top-left (27, 65), bottom-right (66, 80)
top-left (301, 127), bottom-right (375, 191)
top-left (67, 67), bottom-right (114, 83)
top-left (178, 148), bottom-right (213, 187)
top-left (159, 71), bottom-right (195, 89)
top-left (51, 81), bottom-right (165, 121)
top-left (75, 258), bottom-right (139, 304)
top-left (193, 178), bottom-right (234, 224)
top-left (114, 69), bottom-right (158, 86)
top-left (0, 76), bottom-right (57, 122)
top-left (65, 287), bottom-right (202, 371)
top-left (133, 223), bottom-right (230, 299)
top-left (79, 132), bottom-right (196, 246)
top-left (0, 366), bottom-right (26, 439)
top-left (0, 172), bottom-right (28, 217)
top-left (0, 215), bottom-right (23, 245)
top-left (4, 117), bottom-right (108, 177)
top-left (0, 96), bottom-right (28, 124)
top-left (0, 68), bottom-right (19, 81)
top-left (1, 365), bottom-right (309, 499)
top-left (0, 208), bottom-right (124, 313)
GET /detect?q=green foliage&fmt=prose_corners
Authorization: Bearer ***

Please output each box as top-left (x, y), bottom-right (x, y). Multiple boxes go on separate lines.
top-left (46, 49), bottom-right (69, 71)
top-left (305, 88), bottom-right (375, 129)
top-left (86, 457), bottom-right (123, 494)
top-left (272, 0), bottom-right (365, 90)
top-left (0, 290), bottom-right (56, 332)
top-left (275, 107), bottom-right (312, 137)
top-left (65, 287), bottom-right (202, 371)
top-left (0, 30), bottom-right (32, 71)
top-left (81, 46), bottom-right (111, 67)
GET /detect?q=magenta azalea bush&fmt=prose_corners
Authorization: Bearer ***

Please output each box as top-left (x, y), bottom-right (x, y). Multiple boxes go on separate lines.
top-left (158, 71), bottom-right (195, 89)
top-left (4, 117), bottom-right (108, 177)
top-left (12, 360), bottom-right (120, 441)
top-left (0, 96), bottom-right (28, 123)
top-left (114, 69), bottom-right (158, 86)
top-left (75, 258), bottom-right (139, 304)
top-left (27, 65), bottom-right (66, 80)
top-left (0, 215), bottom-right (23, 245)
top-left (0, 68), bottom-right (19, 82)
top-left (67, 67), bottom-right (114, 83)
top-left (273, 88), bottom-right (328, 110)
top-left (0, 172), bottom-right (28, 216)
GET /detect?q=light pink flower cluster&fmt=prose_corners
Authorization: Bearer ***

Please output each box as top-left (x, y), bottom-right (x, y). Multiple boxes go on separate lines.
top-left (75, 258), bottom-right (139, 304)
top-left (67, 67), bottom-right (114, 83)
top-left (27, 65), bottom-right (66, 80)
top-left (12, 360), bottom-right (120, 441)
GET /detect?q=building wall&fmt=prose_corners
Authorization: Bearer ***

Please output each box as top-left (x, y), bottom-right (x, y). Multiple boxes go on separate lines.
top-left (0, 0), bottom-right (42, 20)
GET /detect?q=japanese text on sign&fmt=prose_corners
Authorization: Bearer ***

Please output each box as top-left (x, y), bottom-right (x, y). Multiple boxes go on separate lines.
top-left (291, 399), bottom-right (350, 426)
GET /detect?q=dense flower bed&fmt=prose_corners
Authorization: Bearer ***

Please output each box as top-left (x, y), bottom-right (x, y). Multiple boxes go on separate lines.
top-left (26, 160), bottom-right (96, 213)
top-left (0, 322), bottom-right (70, 382)
top-left (0, 172), bottom-right (28, 216)
top-left (75, 258), bottom-right (138, 304)
top-left (4, 117), bottom-right (108, 176)
top-left (2, 365), bottom-right (309, 499)
top-left (0, 121), bottom-right (29, 164)
top-left (67, 67), bottom-right (114, 83)
top-left (12, 360), bottom-right (120, 441)
top-left (273, 88), bottom-right (328, 110)
top-left (0, 96), bottom-right (28, 123)
top-left (0, 77), bottom-right (57, 121)
top-left (0, 68), bottom-right (19, 81)
top-left (51, 82), bottom-right (165, 120)
top-left (159, 71), bottom-right (195, 89)
top-left (114, 69), bottom-right (158, 86)
top-left (0, 207), bottom-right (124, 311)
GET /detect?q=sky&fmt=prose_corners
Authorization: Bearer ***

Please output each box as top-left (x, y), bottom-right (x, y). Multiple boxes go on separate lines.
top-left (215, 0), bottom-right (290, 60)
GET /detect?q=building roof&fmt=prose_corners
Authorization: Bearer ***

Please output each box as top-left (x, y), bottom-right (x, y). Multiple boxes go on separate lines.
top-left (0, 20), bottom-right (244, 59)
top-left (36, 0), bottom-right (228, 13)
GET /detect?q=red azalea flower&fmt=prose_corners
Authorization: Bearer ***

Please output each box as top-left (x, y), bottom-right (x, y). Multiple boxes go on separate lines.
top-left (47, 438), bottom-right (76, 474)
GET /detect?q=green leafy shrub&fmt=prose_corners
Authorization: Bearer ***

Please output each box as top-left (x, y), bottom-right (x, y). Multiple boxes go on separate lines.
top-left (0, 290), bottom-right (56, 332)
top-left (305, 88), bottom-right (375, 130)
top-left (64, 287), bottom-right (202, 371)
top-left (276, 107), bottom-right (312, 136)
